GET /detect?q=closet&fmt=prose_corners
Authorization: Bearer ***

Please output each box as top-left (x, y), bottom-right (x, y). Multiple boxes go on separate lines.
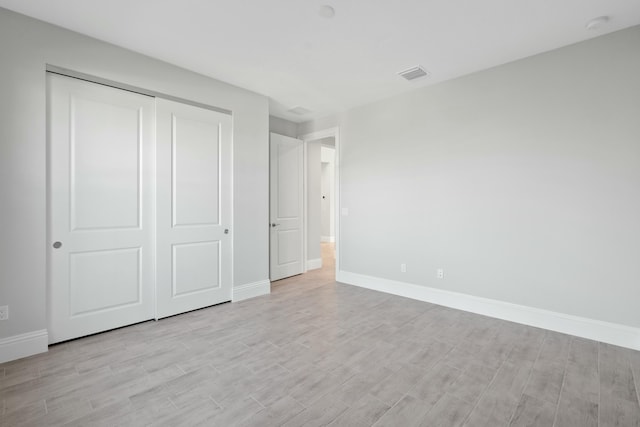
top-left (47, 73), bottom-right (232, 344)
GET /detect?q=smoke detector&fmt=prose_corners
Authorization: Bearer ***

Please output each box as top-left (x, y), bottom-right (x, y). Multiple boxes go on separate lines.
top-left (398, 66), bottom-right (430, 81)
top-left (318, 5), bottom-right (335, 19)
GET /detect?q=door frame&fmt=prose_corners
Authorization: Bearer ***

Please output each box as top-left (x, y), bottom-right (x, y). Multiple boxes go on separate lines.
top-left (299, 127), bottom-right (341, 277)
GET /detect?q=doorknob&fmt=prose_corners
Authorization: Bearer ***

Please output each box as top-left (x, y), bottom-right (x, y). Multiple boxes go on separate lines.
top-left (271, 223), bottom-right (280, 227)
top-left (52, 241), bottom-right (62, 249)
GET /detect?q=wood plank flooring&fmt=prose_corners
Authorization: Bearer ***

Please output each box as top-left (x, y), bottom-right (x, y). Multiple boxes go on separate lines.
top-left (2, 243), bottom-right (640, 426)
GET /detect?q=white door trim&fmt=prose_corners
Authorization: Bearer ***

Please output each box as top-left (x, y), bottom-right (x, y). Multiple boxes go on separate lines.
top-left (302, 140), bottom-right (308, 272)
top-left (299, 127), bottom-right (341, 277)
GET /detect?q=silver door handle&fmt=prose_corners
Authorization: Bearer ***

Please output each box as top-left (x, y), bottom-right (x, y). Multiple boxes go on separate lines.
top-left (271, 223), bottom-right (280, 227)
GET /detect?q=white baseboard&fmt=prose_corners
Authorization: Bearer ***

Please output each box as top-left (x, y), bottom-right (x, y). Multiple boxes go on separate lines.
top-left (306, 258), bottom-right (322, 271)
top-left (321, 236), bottom-right (335, 243)
top-left (232, 280), bottom-right (271, 302)
top-left (337, 271), bottom-right (640, 351)
top-left (0, 329), bottom-right (48, 363)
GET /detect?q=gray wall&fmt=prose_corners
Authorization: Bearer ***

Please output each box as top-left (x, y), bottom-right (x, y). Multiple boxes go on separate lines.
top-left (0, 8), bottom-right (269, 341)
top-left (269, 116), bottom-right (299, 138)
top-left (300, 26), bottom-right (640, 328)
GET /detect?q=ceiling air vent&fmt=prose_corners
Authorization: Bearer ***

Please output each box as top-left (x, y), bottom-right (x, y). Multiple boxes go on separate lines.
top-left (397, 66), bottom-right (429, 81)
top-left (287, 106), bottom-right (312, 115)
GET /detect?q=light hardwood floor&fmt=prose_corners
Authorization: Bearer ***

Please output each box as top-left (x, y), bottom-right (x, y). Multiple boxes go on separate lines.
top-left (2, 243), bottom-right (640, 426)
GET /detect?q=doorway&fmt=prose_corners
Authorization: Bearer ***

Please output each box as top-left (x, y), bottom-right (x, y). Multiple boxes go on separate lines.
top-left (268, 127), bottom-right (340, 285)
top-left (301, 128), bottom-right (340, 281)
top-left (320, 145), bottom-right (336, 245)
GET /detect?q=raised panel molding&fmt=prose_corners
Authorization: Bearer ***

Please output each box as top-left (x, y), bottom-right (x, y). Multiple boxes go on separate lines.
top-left (337, 270), bottom-right (640, 351)
top-left (172, 241), bottom-right (221, 297)
top-left (171, 114), bottom-right (221, 227)
top-left (70, 96), bottom-right (142, 231)
top-left (69, 247), bottom-right (141, 316)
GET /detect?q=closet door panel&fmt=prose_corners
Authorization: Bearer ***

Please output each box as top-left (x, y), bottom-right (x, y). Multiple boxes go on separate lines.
top-left (47, 73), bottom-right (155, 344)
top-left (156, 98), bottom-right (232, 318)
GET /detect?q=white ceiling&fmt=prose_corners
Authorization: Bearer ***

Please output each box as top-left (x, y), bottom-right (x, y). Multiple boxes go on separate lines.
top-left (1, 1), bottom-right (639, 123)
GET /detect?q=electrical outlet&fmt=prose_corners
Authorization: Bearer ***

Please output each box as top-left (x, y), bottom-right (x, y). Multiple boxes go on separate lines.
top-left (400, 263), bottom-right (407, 273)
top-left (0, 305), bottom-right (8, 321)
top-left (437, 269), bottom-right (444, 279)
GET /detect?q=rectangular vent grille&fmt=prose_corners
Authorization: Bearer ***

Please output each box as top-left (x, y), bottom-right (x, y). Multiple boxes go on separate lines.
top-left (287, 106), bottom-right (312, 115)
top-left (398, 66), bottom-right (429, 81)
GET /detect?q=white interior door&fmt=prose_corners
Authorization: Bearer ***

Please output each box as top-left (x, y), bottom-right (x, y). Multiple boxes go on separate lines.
top-left (156, 98), bottom-right (232, 318)
top-left (270, 133), bottom-right (304, 281)
top-left (47, 73), bottom-right (155, 344)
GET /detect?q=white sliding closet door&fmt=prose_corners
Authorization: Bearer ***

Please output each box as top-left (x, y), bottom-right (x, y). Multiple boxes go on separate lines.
top-left (155, 98), bottom-right (233, 318)
top-left (47, 73), bottom-right (155, 344)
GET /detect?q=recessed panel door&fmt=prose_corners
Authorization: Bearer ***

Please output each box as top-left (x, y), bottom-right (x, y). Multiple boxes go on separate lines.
top-left (156, 98), bottom-right (232, 318)
top-left (47, 73), bottom-right (155, 344)
top-left (270, 133), bottom-right (304, 281)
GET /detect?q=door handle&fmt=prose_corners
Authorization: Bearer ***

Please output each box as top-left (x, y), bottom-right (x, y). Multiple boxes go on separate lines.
top-left (271, 223), bottom-right (280, 227)
top-left (53, 241), bottom-right (62, 249)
